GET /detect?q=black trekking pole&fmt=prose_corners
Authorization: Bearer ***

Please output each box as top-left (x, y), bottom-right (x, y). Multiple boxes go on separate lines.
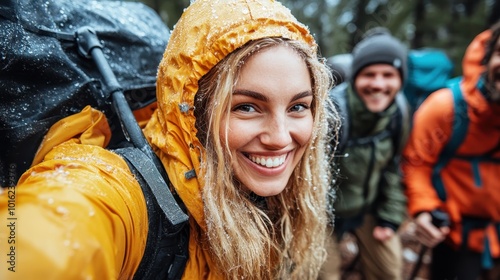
top-left (408, 210), bottom-right (450, 280)
top-left (74, 27), bottom-right (157, 162)
top-left (74, 26), bottom-right (188, 227)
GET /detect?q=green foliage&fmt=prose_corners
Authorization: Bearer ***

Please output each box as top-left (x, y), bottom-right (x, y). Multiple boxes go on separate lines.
top-left (136, 0), bottom-right (498, 77)
top-left (134, 0), bottom-right (190, 29)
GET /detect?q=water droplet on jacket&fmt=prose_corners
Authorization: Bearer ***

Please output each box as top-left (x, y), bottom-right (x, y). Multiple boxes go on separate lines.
top-left (56, 206), bottom-right (69, 216)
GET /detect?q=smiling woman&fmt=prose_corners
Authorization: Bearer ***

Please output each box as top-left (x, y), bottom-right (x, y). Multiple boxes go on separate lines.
top-left (223, 44), bottom-right (314, 197)
top-left (186, 35), bottom-right (338, 278)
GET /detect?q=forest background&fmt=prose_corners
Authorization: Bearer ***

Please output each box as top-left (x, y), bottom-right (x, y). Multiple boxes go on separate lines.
top-left (136, 0), bottom-right (500, 77)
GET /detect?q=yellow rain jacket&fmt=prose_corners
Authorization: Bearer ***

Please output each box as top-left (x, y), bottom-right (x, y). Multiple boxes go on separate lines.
top-left (0, 0), bottom-right (315, 279)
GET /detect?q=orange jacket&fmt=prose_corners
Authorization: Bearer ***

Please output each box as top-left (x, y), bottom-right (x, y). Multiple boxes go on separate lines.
top-left (402, 30), bottom-right (500, 254)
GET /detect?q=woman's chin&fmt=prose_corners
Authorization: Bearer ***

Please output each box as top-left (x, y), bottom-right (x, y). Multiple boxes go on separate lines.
top-left (245, 182), bottom-right (287, 197)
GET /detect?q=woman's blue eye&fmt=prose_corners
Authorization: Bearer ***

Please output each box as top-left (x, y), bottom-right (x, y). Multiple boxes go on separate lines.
top-left (290, 103), bottom-right (309, 112)
top-left (234, 104), bottom-right (256, 112)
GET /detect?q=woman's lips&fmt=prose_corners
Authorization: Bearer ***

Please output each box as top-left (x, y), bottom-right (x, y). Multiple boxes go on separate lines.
top-left (248, 153), bottom-right (287, 168)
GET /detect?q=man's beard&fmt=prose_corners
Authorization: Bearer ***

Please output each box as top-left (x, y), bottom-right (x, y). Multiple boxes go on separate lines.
top-left (485, 71), bottom-right (500, 103)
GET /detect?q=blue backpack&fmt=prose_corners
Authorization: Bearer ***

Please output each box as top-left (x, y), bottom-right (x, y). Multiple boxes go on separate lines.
top-left (404, 48), bottom-right (454, 114)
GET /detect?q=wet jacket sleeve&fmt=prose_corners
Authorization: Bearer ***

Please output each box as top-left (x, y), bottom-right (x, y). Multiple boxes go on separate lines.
top-left (401, 88), bottom-right (453, 216)
top-left (0, 108), bottom-right (148, 279)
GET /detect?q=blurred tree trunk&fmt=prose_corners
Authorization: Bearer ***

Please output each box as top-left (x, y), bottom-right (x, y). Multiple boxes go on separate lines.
top-left (463, 0), bottom-right (479, 16)
top-left (350, 0), bottom-right (370, 46)
top-left (412, 0), bottom-right (425, 49)
top-left (138, 0), bottom-right (188, 29)
top-left (488, 0), bottom-right (500, 26)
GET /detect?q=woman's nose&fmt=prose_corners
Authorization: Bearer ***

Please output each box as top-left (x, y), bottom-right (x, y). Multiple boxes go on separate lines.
top-left (259, 115), bottom-right (292, 149)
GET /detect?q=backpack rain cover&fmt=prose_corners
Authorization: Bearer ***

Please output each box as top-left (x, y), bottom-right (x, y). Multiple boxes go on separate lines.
top-left (0, 0), bottom-right (170, 186)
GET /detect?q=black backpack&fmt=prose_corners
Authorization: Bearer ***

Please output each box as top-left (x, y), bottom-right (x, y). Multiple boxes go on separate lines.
top-left (0, 0), bottom-right (189, 278)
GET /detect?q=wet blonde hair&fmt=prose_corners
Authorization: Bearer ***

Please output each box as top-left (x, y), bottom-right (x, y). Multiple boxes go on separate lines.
top-left (194, 37), bottom-right (339, 279)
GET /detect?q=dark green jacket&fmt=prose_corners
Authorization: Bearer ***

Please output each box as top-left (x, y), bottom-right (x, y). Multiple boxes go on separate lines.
top-left (331, 84), bottom-right (408, 230)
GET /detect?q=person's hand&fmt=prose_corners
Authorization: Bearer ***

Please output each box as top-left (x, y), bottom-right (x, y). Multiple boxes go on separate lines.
top-left (373, 226), bottom-right (395, 242)
top-left (414, 212), bottom-right (450, 248)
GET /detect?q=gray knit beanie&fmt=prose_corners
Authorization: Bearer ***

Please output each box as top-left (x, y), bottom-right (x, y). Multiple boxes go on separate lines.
top-left (350, 28), bottom-right (408, 84)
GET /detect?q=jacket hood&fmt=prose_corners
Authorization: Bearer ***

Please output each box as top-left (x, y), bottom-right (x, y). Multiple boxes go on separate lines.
top-left (143, 0), bottom-right (316, 231)
top-left (462, 30), bottom-right (490, 94)
top-left (461, 29), bottom-right (500, 125)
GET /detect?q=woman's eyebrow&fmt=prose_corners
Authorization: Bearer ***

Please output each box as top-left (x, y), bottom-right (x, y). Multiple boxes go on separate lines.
top-left (233, 89), bottom-right (268, 102)
top-left (292, 90), bottom-right (313, 101)
top-left (233, 89), bottom-right (313, 102)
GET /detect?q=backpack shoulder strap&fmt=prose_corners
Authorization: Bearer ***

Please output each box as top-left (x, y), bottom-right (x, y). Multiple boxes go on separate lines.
top-left (114, 147), bottom-right (189, 280)
top-left (115, 147), bottom-right (188, 228)
top-left (432, 77), bottom-right (468, 201)
top-left (441, 77), bottom-right (469, 158)
top-left (392, 92), bottom-right (411, 157)
top-left (330, 83), bottom-right (350, 154)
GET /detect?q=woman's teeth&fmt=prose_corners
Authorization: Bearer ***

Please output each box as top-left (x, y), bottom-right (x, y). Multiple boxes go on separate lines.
top-left (249, 154), bottom-right (286, 168)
